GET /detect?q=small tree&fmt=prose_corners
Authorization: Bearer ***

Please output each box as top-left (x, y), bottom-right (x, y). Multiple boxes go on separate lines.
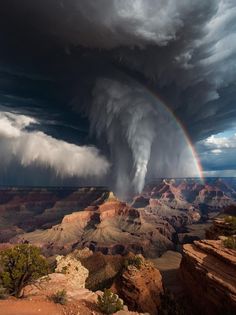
top-left (97, 289), bottom-right (124, 314)
top-left (0, 244), bottom-right (49, 297)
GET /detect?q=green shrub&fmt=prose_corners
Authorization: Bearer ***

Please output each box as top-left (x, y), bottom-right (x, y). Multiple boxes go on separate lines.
top-left (97, 289), bottom-right (124, 314)
top-left (50, 289), bottom-right (67, 305)
top-left (224, 215), bottom-right (236, 224)
top-left (0, 244), bottom-right (49, 297)
top-left (223, 236), bottom-right (236, 249)
top-left (0, 286), bottom-right (8, 300)
top-left (124, 255), bottom-right (143, 270)
top-left (224, 216), bottom-right (236, 232)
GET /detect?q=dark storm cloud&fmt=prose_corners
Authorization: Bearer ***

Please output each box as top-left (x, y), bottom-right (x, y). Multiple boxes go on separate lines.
top-left (12, 0), bottom-right (235, 139)
top-left (0, 0), bottom-right (235, 193)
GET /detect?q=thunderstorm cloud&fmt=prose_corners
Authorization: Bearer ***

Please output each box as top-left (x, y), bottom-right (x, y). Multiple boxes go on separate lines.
top-left (0, 0), bottom-right (235, 194)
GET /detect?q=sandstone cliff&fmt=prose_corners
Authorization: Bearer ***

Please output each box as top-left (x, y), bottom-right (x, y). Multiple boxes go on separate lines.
top-left (180, 240), bottom-right (236, 315)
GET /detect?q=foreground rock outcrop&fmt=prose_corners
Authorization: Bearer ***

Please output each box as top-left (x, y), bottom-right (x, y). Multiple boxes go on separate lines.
top-left (180, 240), bottom-right (236, 315)
top-left (112, 256), bottom-right (163, 315)
top-left (24, 253), bottom-right (92, 301)
top-left (19, 251), bottom-right (151, 315)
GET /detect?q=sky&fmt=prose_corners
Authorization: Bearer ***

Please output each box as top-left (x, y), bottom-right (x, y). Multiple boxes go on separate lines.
top-left (0, 0), bottom-right (235, 195)
top-left (197, 128), bottom-right (236, 177)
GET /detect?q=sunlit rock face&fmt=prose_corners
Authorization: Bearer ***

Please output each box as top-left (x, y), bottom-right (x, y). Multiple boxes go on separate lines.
top-left (12, 197), bottom-right (174, 257)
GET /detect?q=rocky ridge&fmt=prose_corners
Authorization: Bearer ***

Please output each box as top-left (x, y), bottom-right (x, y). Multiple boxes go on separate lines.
top-left (137, 178), bottom-right (236, 213)
top-left (0, 187), bottom-right (109, 242)
top-left (12, 197), bottom-right (174, 257)
top-left (13, 182), bottom-right (233, 258)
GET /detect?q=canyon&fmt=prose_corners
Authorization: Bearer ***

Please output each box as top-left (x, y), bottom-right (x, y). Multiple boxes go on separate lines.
top-left (0, 178), bottom-right (236, 314)
top-left (4, 178), bottom-right (235, 258)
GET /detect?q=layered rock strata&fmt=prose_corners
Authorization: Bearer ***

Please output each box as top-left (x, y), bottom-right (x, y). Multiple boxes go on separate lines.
top-left (180, 240), bottom-right (236, 315)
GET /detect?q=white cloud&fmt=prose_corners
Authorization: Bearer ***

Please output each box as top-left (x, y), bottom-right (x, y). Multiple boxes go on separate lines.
top-left (196, 130), bottom-right (236, 173)
top-left (202, 133), bottom-right (236, 150)
top-left (0, 112), bottom-right (36, 138)
top-left (0, 111), bottom-right (110, 178)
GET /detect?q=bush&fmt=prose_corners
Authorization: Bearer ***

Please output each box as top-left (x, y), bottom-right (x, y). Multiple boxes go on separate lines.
top-left (0, 244), bottom-right (49, 297)
top-left (97, 289), bottom-right (124, 314)
top-left (225, 215), bottom-right (236, 224)
top-left (0, 286), bottom-right (8, 300)
top-left (225, 216), bottom-right (236, 232)
top-left (124, 255), bottom-right (143, 270)
top-left (50, 289), bottom-right (67, 305)
top-left (223, 236), bottom-right (236, 249)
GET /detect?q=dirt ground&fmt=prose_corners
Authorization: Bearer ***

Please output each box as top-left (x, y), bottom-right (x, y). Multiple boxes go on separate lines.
top-left (0, 297), bottom-right (102, 315)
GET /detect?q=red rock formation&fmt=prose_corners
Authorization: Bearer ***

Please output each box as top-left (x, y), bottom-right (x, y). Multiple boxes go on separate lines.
top-left (142, 178), bottom-right (236, 212)
top-left (0, 187), bottom-right (109, 241)
top-left (180, 240), bottom-right (236, 315)
top-left (112, 256), bottom-right (163, 315)
top-left (12, 198), bottom-right (174, 257)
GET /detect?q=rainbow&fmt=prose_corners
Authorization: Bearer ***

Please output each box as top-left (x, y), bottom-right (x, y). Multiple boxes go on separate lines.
top-left (174, 116), bottom-right (205, 182)
top-left (149, 90), bottom-right (204, 182)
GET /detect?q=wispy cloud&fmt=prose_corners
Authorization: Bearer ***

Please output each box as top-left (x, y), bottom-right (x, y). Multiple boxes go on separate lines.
top-left (0, 111), bottom-right (110, 179)
top-left (200, 133), bottom-right (236, 151)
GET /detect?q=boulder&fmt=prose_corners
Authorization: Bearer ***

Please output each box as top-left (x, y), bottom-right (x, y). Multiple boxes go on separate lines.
top-left (24, 253), bottom-right (92, 301)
